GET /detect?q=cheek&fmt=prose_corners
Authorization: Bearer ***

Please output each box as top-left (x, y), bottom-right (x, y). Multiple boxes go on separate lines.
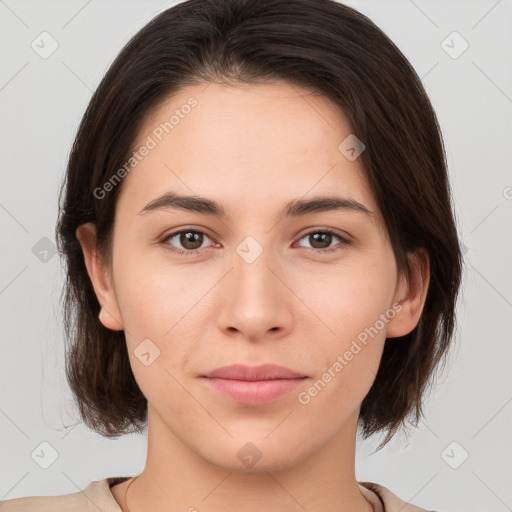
top-left (298, 289), bottom-right (389, 422)
top-left (303, 258), bottom-right (396, 343)
top-left (110, 253), bottom-right (210, 389)
top-left (111, 241), bottom-right (204, 335)
top-left (298, 258), bottom-right (395, 399)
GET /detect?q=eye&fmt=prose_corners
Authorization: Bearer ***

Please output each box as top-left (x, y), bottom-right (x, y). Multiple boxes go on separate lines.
top-left (162, 229), bottom-right (215, 256)
top-left (295, 229), bottom-right (351, 254)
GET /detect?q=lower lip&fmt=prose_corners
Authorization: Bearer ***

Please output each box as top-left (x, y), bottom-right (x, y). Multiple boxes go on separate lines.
top-left (202, 377), bottom-right (307, 405)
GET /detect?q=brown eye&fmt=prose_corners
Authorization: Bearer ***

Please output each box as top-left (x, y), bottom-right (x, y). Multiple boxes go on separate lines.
top-left (308, 232), bottom-right (334, 249)
top-left (296, 229), bottom-right (350, 253)
top-left (163, 229), bottom-right (212, 254)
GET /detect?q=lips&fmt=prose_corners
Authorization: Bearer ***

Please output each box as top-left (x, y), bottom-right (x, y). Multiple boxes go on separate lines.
top-left (201, 364), bottom-right (309, 405)
top-left (202, 364), bottom-right (307, 380)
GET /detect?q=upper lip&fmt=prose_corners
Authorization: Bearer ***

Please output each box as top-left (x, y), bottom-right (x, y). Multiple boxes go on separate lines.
top-left (202, 364), bottom-right (307, 381)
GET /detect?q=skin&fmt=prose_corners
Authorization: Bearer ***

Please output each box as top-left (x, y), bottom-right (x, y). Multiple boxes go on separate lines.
top-left (76, 80), bottom-right (429, 512)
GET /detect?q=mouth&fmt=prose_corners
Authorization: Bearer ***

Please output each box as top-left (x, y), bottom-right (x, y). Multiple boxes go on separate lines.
top-left (200, 364), bottom-right (309, 405)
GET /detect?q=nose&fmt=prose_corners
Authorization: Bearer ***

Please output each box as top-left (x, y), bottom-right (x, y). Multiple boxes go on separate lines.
top-left (216, 239), bottom-right (294, 341)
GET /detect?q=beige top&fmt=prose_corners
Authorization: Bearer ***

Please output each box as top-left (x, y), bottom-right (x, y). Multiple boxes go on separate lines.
top-left (0, 477), bottom-right (435, 512)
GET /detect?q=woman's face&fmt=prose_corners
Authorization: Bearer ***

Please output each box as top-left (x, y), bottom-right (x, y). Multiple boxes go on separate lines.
top-left (79, 80), bottom-right (425, 471)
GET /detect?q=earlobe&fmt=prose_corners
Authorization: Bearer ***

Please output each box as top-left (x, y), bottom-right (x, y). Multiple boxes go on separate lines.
top-left (386, 249), bottom-right (430, 338)
top-left (98, 306), bottom-right (124, 331)
top-left (75, 222), bottom-right (124, 331)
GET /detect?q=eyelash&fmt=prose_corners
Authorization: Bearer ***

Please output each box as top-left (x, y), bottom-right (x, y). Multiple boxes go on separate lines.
top-left (161, 228), bottom-right (351, 257)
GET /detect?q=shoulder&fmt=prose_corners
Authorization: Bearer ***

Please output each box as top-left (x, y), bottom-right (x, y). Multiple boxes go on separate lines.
top-left (360, 481), bottom-right (440, 512)
top-left (0, 479), bottom-right (122, 512)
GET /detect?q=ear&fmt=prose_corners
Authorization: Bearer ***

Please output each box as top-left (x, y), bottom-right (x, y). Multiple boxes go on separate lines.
top-left (386, 248), bottom-right (430, 338)
top-left (75, 222), bottom-right (124, 331)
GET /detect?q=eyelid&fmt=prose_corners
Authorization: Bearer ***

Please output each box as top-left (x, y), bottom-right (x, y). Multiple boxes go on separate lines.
top-left (160, 226), bottom-right (215, 253)
top-left (293, 227), bottom-right (352, 253)
top-left (295, 226), bottom-right (352, 243)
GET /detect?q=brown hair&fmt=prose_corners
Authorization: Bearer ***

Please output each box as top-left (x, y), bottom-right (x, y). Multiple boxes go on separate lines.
top-left (55, 0), bottom-right (463, 448)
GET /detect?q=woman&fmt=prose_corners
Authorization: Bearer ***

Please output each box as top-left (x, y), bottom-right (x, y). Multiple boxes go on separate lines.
top-left (0, 0), bottom-right (461, 510)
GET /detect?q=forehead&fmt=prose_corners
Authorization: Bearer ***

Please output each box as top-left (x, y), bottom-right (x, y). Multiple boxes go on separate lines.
top-left (117, 80), bottom-right (378, 222)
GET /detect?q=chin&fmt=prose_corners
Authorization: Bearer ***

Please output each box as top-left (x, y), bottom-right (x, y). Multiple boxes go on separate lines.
top-left (198, 435), bottom-right (312, 474)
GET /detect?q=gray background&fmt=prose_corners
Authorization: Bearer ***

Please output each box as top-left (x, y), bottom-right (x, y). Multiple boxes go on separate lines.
top-left (1, 0), bottom-right (511, 510)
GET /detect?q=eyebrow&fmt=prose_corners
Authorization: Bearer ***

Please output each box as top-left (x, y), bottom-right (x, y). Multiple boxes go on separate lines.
top-left (138, 192), bottom-right (373, 221)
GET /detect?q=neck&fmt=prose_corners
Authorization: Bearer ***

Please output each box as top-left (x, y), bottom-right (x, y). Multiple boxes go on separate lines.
top-left (124, 406), bottom-right (373, 512)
